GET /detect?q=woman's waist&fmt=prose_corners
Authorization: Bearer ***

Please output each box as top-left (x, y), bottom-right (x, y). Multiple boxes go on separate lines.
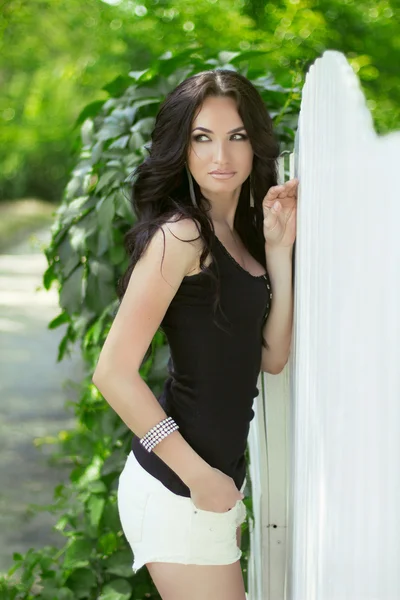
top-left (162, 390), bottom-right (256, 432)
top-left (165, 370), bottom-right (260, 402)
top-left (158, 386), bottom-right (253, 458)
top-left (131, 430), bottom-right (248, 497)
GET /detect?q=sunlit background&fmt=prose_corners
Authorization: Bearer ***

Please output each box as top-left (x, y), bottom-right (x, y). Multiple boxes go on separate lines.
top-left (1, 0), bottom-right (398, 207)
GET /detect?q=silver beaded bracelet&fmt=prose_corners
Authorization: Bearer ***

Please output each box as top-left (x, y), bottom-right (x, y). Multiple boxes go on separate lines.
top-left (139, 416), bottom-right (179, 453)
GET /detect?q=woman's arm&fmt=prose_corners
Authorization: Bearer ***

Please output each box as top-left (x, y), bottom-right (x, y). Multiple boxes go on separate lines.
top-left (92, 218), bottom-right (212, 489)
top-left (260, 244), bottom-right (294, 374)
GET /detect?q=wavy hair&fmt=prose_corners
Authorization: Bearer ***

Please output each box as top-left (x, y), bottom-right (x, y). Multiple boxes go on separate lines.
top-left (117, 69), bottom-right (279, 341)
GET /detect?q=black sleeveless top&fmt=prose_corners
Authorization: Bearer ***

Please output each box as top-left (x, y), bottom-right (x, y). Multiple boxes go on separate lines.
top-left (131, 233), bottom-right (272, 497)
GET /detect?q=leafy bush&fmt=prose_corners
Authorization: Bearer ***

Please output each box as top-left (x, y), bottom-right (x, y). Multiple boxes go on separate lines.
top-left (0, 49), bottom-right (300, 599)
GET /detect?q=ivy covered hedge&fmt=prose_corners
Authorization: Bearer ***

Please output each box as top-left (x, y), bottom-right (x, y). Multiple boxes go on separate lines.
top-left (0, 49), bottom-right (300, 600)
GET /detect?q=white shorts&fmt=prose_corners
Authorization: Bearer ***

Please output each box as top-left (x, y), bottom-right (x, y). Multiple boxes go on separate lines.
top-left (117, 450), bottom-right (248, 574)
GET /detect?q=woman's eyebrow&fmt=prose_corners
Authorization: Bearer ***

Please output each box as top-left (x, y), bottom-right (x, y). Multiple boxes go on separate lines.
top-left (192, 126), bottom-right (246, 134)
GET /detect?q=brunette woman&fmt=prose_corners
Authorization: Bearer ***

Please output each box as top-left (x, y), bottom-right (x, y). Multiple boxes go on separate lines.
top-left (92, 69), bottom-right (297, 600)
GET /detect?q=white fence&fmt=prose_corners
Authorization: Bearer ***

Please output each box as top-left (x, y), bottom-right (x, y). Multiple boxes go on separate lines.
top-left (247, 50), bottom-right (400, 600)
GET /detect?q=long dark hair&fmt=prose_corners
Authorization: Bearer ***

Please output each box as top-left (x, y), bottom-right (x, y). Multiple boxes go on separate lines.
top-left (117, 69), bottom-right (279, 317)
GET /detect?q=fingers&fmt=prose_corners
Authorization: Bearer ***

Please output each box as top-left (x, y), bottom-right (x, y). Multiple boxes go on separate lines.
top-left (263, 178), bottom-right (298, 207)
top-left (265, 185), bottom-right (283, 201)
top-left (285, 178), bottom-right (299, 197)
top-left (264, 202), bottom-right (280, 232)
top-left (277, 178), bottom-right (298, 197)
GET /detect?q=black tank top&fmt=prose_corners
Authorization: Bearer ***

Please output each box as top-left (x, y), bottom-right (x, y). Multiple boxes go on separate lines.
top-left (131, 232), bottom-right (272, 497)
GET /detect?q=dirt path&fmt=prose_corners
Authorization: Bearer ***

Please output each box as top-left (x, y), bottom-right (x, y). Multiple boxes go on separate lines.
top-left (0, 228), bottom-right (83, 574)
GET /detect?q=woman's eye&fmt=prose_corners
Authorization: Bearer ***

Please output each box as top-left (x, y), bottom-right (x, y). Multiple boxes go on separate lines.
top-left (193, 134), bottom-right (209, 142)
top-left (192, 133), bottom-right (248, 142)
top-left (232, 133), bottom-right (248, 141)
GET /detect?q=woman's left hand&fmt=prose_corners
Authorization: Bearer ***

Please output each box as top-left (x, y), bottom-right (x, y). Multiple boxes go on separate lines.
top-left (262, 178), bottom-right (298, 248)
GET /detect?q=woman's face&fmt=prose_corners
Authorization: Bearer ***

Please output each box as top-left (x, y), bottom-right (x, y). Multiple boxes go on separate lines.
top-left (187, 95), bottom-right (253, 200)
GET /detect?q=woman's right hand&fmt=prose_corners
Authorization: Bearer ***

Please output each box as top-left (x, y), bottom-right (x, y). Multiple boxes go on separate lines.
top-left (189, 467), bottom-right (244, 514)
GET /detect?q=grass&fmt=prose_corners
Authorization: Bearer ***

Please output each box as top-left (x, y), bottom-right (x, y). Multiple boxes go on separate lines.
top-left (0, 199), bottom-right (56, 252)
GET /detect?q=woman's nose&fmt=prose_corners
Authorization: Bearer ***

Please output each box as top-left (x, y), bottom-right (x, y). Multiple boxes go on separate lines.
top-left (214, 140), bottom-right (230, 163)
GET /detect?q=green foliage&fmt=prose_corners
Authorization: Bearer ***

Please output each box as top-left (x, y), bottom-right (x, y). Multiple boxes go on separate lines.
top-left (248, 0), bottom-right (400, 135)
top-left (1, 0), bottom-right (398, 203)
top-left (0, 0), bottom-right (257, 202)
top-left (0, 49), bottom-right (299, 598)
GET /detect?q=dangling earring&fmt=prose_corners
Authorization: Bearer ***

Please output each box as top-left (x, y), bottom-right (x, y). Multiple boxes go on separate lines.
top-left (249, 173), bottom-right (255, 208)
top-left (185, 163), bottom-right (197, 208)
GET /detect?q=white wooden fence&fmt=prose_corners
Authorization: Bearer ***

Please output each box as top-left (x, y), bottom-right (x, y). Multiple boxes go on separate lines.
top-left (247, 50), bottom-right (400, 600)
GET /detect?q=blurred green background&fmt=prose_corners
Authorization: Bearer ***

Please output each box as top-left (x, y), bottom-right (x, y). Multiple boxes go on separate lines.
top-left (1, 0), bottom-right (399, 218)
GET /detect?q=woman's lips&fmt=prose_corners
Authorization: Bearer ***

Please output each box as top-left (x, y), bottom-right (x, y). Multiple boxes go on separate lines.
top-left (209, 172), bottom-right (236, 179)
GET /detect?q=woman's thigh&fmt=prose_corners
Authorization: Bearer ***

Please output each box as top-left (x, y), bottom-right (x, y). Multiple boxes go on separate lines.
top-left (146, 559), bottom-right (247, 600)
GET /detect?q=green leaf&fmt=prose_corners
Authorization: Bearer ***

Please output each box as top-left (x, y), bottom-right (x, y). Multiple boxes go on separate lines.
top-left (113, 190), bottom-right (133, 222)
top-left (96, 170), bottom-right (119, 193)
top-left (85, 261), bottom-right (116, 314)
top-left (96, 124), bottom-right (125, 142)
top-left (114, 106), bottom-right (137, 125)
top-left (109, 244), bottom-right (126, 265)
top-left (128, 69), bottom-right (150, 82)
top-left (57, 195), bottom-right (95, 227)
top-left (217, 50), bottom-right (241, 64)
top-left (105, 159), bottom-right (123, 169)
top-left (58, 588), bottom-right (76, 600)
top-left (109, 135), bottom-right (129, 150)
top-left (66, 568), bottom-right (97, 599)
top-left (101, 500), bottom-right (121, 533)
top-left (156, 48), bottom-right (201, 77)
top-left (86, 319), bottom-right (104, 346)
top-left (132, 98), bottom-right (159, 111)
top-left (96, 111), bottom-right (129, 142)
top-left (98, 532), bottom-right (118, 555)
top-left (98, 578), bottom-right (131, 600)
top-left (130, 117), bottom-right (155, 136)
top-left (58, 236), bottom-right (81, 279)
top-left (91, 140), bottom-right (104, 165)
top-left (43, 263), bottom-right (56, 290)
top-left (87, 495), bottom-right (105, 528)
top-left (12, 552), bottom-right (23, 561)
top-left (253, 75), bottom-right (287, 93)
top-left (87, 480), bottom-right (107, 494)
top-left (103, 75), bottom-right (132, 96)
top-left (57, 330), bottom-right (70, 362)
top-left (68, 224), bottom-right (87, 254)
top-left (76, 456), bottom-right (102, 487)
top-left (64, 539), bottom-right (93, 570)
top-left (59, 264), bottom-right (85, 314)
top-left (229, 50), bottom-right (271, 65)
top-left (128, 131), bottom-right (144, 150)
top-left (96, 195), bottom-right (115, 232)
top-left (99, 410), bottom-right (118, 436)
top-left (36, 581), bottom-right (60, 599)
top-left (74, 100), bottom-right (106, 128)
top-left (104, 550), bottom-right (133, 578)
top-left (101, 452), bottom-right (122, 477)
top-left (48, 311), bottom-right (69, 330)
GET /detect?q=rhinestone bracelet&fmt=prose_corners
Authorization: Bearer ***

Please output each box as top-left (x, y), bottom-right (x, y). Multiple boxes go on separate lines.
top-left (139, 416), bottom-right (179, 453)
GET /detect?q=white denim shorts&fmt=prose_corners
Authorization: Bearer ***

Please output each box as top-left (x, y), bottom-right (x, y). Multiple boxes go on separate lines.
top-left (117, 450), bottom-right (247, 574)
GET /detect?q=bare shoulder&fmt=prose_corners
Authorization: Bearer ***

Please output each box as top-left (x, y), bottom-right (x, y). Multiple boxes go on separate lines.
top-left (150, 215), bottom-right (204, 270)
top-left (133, 215), bottom-right (203, 285)
top-left (162, 214), bottom-right (203, 247)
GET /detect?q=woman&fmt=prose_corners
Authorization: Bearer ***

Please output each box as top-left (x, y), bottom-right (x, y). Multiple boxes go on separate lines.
top-left (92, 69), bottom-right (297, 600)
